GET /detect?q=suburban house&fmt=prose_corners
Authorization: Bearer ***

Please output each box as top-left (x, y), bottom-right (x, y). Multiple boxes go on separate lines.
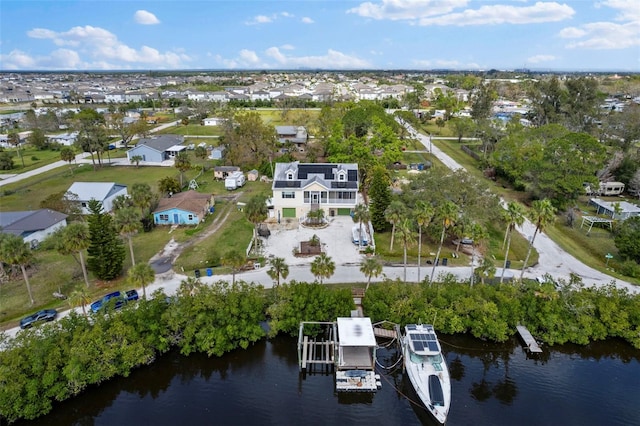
top-left (67, 182), bottom-right (128, 214)
top-left (0, 209), bottom-right (68, 244)
top-left (213, 165), bottom-right (240, 180)
top-left (271, 162), bottom-right (359, 220)
top-left (153, 190), bottom-right (214, 225)
top-left (202, 117), bottom-right (226, 126)
top-left (589, 198), bottom-right (640, 221)
top-left (275, 126), bottom-right (308, 151)
top-left (126, 134), bottom-right (186, 163)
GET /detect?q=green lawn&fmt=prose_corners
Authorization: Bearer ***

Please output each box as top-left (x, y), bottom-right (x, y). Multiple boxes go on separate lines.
top-left (2, 147), bottom-right (65, 173)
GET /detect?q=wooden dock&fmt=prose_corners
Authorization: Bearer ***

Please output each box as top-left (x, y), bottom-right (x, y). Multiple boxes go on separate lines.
top-left (300, 335), bottom-right (335, 372)
top-left (516, 325), bottom-right (543, 353)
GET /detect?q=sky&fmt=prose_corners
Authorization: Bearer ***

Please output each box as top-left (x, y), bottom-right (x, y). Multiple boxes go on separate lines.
top-left (0, 0), bottom-right (638, 72)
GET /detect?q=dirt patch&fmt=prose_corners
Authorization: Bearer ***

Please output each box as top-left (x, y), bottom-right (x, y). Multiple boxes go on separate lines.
top-left (298, 241), bottom-right (322, 256)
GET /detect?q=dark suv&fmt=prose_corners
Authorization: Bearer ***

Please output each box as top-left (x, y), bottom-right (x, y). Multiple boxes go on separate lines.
top-left (20, 309), bottom-right (58, 329)
top-left (90, 290), bottom-right (139, 313)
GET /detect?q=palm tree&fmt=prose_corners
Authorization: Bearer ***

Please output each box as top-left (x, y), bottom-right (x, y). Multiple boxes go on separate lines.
top-left (0, 234), bottom-right (35, 305)
top-left (60, 223), bottom-right (91, 287)
top-left (353, 203), bottom-right (371, 251)
top-left (500, 202), bottom-right (526, 283)
top-left (68, 287), bottom-right (91, 316)
top-left (430, 201), bottom-right (458, 284)
top-left (245, 195), bottom-right (268, 252)
top-left (115, 207), bottom-right (142, 266)
top-left (128, 262), bottom-right (155, 300)
top-left (130, 155), bottom-right (143, 168)
top-left (396, 219), bottom-right (416, 282)
top-left (413, 201), bottom-right (435, 283)
top-left (222, 250), bottom-right (246, 285)
top-left (468, 223), bottom-right (489, 287)
top-left (60, 147), bottom-right (75, 174)
top-left (267, 257), bottom-right (289, 286)
top-left (130, 183), bottom-right (154, 216)
top-left (310, 253), bottom-right (335, 284)
top-left (360, 256), bottom-right (383, 291)
top-left (174, 151), bottom-right (191, 187)
top-left (476, 257), bottom-right (496, 285)
top-left (520, 199), bottom-right (556, 281)
top-left (384, 200), bottom-right (406, 252)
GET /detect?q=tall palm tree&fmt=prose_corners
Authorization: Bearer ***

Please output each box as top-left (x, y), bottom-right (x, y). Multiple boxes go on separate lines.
top-left (267, 257), bottom-right (289, 286)
top-left (396, 218), bottom-right (416, 282)
top-left (222, 250), bottom-right (246, 285)
top-left (128, 262), bottom-right (155, 300)
top-left (115, 207), bottom-right (142, 266)
top-left (245, 195), bottom-right (268, 253)
top-left (468, 223), bottom-right (489, 287)
top-left (68, 286), bottom-right (91, 316)
top-left (500, 202), bottom-right (526, 283)
top-left (130, 183), bottom-right (154, 216)
top-left (61, 223), bottom-right (91, 287)
top-left (0, 234), bottom-right (35, 305)
top-left (174, 151), bottom-right (191, 187)
top-left (384, 200), bottom-right (406, 252)
top-left (430, 201), bottom-right (458, 284)
top-left (353, 203), bottom-right (371, 251)
top-left (360, 256), bottom-right (383, 291)
top-left (310, 253), bottom-right (335, 284)
top-left (520, 199), bottom-right (556, 281)
top-left (413, 201), bottom-right (435, 283)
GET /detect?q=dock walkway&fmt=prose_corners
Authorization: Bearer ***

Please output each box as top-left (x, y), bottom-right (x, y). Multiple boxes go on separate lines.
top-left (516, 325), bottom-right (543, 353)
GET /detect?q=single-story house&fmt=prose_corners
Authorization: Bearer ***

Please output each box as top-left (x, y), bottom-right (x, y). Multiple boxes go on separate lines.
top-left (153, 191), bottom-right (214, 225)
top-left (214, 165), bottom-right (240, 180)
top-left (589, 198), bottom-right (640, 221)
top-left (209, 146), bottom-right (226, 160)
top-left (202, 117), bottom-right (226, 126)
top-left (67, 182), bottom-right (128, 214)
top-left (47, 132), bottom-right (78, 146)
top-left (247, 169), bottom-right (259, 182)
top-left (0, 209), bottom-right (68, 245)
top-left (126, 134), bottom-right (185, 163)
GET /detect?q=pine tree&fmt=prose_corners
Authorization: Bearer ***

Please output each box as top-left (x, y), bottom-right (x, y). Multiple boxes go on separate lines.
top-left (369, 166), bottom-right (392, 232)
top-left (87, 200), bottom-right (125, 280)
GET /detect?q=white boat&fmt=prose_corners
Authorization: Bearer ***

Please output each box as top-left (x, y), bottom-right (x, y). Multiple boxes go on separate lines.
top-left (403, 324), bottom-right (451, 424)
top-left (352, 224), bottom-right (369, 246)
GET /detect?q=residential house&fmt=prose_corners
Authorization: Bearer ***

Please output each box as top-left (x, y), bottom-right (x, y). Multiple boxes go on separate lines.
top-left (126, 134), bottom-right (185, 163)
top-left (589, 198), bottom-right (640, 221)
top-left (47, 131), bottom-right (78, 146)
top-left (271, 162), bottom-right (359, 220)
top-left (153, 191), bottom-right (214, 225)
top-left (0, 209), bottom-right (68, 244)
top-left (67, 181), bottom-right (128, 214)
top-left (202, 117), bottom-right (226, 126)
top-left (275, 125), bottom-right (308, 151)
top-left (213, 165), bottom-right (240, 180)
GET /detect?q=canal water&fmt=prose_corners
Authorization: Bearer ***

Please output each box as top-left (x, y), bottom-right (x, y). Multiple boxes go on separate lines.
top-left (17, 334), bottom-right (640, 426)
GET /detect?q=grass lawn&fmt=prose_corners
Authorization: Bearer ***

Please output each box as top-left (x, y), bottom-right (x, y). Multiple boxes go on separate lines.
top-left (2, 147), bottom-right (65, 174)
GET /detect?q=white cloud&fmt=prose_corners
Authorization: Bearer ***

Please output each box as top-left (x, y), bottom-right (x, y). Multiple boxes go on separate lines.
top-left (559, 0), bottom-right (640, 49)
top-left (134, 10), bottom-right (160, 25)
top-left (417, 2), bottom-right (575, 26)
top-left (0, 49), bottom-right (38, 69)
top-left (246, 12), bottom-right (295, 25)
top-left (218, 47), bottom-right (371, 69)
top-left (528, 54), bottom-right (556, 63)
top-left (280, 44), bottom-right (295, 50)
top-left (348, 0), bottom-right (469, 21)
top-left (21, 25), bottom-right (190, 69)
top-left (301, 17), bottom-right (314, 24)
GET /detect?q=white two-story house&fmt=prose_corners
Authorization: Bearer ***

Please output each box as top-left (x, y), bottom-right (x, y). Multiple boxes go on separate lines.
top-left (271, 162), bottom-right (359, 220)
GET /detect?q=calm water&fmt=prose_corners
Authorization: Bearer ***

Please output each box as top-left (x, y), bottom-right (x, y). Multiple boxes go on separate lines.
top-left (16, 334), bottom-right (640, 426)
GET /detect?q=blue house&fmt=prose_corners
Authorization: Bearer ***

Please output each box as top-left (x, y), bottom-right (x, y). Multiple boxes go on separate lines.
top-left (153, 190), bottom-right (214, 225)
top-left (126, 134), bottom-right (185, 163)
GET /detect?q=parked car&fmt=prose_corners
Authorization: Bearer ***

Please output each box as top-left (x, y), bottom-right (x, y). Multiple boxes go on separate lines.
top-left (20, 309), bottom-right (58, 329)
top-left (90, 290), bottom-right (139, 313)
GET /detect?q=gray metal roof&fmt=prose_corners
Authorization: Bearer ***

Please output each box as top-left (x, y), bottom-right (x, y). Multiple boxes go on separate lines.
top-left (67, 182), bottom-right (127, 202)
top-left (0, 209), bottom-right (67, 236)
top-left (133, 134), bottom-right (184, 152)
top-left (272, 162), bottom-right (358, 190)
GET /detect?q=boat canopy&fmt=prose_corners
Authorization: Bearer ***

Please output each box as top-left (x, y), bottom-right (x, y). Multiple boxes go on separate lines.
top-left (337, 317), bottom-right (376, 347)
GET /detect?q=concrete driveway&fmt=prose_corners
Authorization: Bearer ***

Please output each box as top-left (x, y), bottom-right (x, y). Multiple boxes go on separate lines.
top-left (262, 216), bottom-right (366, 267)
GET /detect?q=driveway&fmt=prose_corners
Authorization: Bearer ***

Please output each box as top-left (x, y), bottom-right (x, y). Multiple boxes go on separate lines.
top-left (262, 216), bottom-right (365, 267)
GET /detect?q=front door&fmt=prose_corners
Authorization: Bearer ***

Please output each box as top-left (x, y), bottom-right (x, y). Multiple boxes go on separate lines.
top-left (311, 192), bottom-right (319, 204)
top-left (173, 214), bottom-right (179, 224)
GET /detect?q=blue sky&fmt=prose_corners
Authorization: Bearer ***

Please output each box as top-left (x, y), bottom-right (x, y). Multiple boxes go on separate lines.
top-left (1, 0), bottom-right (638, 71)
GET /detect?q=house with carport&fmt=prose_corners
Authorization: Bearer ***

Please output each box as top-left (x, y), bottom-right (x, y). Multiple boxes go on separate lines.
top-left (126, 134), bottom-right (185, 163)
top-left (271, 162), bottom-right (359, 221)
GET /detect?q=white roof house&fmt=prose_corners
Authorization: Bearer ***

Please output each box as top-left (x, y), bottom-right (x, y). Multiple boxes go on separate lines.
top-left (67, 182), bottom-right (128, 214)
top-left (589, 198), bottom-right (640, 221)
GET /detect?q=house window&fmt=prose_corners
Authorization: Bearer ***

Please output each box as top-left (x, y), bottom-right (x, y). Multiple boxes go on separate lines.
top-left (338, 173), bottom-right (346, 181)
top-left (188, 214), bottom-right (194, 221)
top-left (282, 192), bottom-right (295, 199)
top-left (286, 172), bottom-right (294, 180)
top-left (159, 214), bottom-right (169, 221)
top-left (81, 202), bottom-right (87, 208)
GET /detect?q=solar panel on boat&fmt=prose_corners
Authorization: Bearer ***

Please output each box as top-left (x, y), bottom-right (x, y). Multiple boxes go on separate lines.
top-left (408, 326), bottom-right (440, 352)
